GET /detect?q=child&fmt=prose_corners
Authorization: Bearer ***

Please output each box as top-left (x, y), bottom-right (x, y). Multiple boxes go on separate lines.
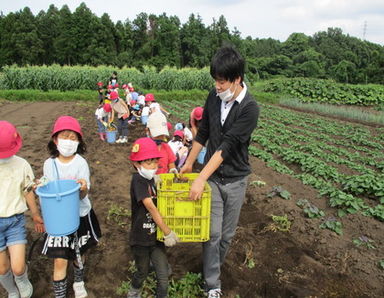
top-left (41, 116), bottom-right (101, 298)
top-left (189, 107), bottom-right (204, 139)
top-left (128, 137), bottom-right (179, 298)
top-left (168, 130), bottom-right (188, 170)
top-left (95, 103), bottom-right (112, 141)
top-left (174, 123), bottom-right (193, 146)
top-left (0, 121), bottom-right (44, 298)
top-left (146, 112), bottom-right (177, 174)
top-left (96, 82), bottom-right (104, 105)
top-left (141, 101), bottom-right (151, 125)
top-left (109, 71), bottom-right (118, 87)
top-left (109, 91), bottom-right (130, 144)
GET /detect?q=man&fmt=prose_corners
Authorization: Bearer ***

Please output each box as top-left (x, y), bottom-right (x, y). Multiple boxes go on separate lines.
top-left (180, 46), bottom-right (259, 298)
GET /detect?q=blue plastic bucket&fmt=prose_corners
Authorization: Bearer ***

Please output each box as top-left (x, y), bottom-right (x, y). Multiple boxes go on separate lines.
top-left (141, 115), bottom-right (149, 125)
top-left (106, 130), bottom-right (117, 143)
top-left (36, 180), bottom-right (80, 236)
top-left (197, 147), bottom-right (207, 164)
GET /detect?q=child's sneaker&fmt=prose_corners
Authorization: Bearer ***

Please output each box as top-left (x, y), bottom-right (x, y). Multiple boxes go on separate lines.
top-left (116, 137), bottom-right (123, 143)
top-left (120, 137), bottom-right (128, 143)
top-left (207, 288), bottom-right (222, 298)
top-left (127, 287), bottom-right (141, 298)
top-left (73, 281), bottom-right (88, 298)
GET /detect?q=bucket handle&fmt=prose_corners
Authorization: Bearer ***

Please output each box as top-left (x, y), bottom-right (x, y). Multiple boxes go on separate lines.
top-left (52, 159), bottom-right (62, 202)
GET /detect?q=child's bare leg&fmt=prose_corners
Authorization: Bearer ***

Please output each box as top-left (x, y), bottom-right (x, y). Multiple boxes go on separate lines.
top-left (53, 258), bottom-right (68, 298)
top-left (0, 251), bottom-right (19, 297)
top-left (8, 244), bottom-right (26, 276)
top-left (0, 250), bottom-right (10, 275)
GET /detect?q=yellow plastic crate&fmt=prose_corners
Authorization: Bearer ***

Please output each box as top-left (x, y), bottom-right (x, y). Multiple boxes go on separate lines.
top-left (156, 173), bottom-right (211, 242)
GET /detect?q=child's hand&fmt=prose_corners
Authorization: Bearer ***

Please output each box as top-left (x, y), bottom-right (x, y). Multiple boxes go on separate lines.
top-left (32, 214), bottom-right (45, 233)
top-left (164, 230), bottom-right (180, 247)
top-left (76, 179), bottom-right (88, 192)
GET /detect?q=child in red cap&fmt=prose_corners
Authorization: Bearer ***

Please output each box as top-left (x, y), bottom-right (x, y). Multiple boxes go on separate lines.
top-left (189, 106), bottom-right (204, 139)
top-left (128, 137), bottom-right (179, 298)
top-left (0, 121), bottom-right (44, 298)
top-left (40, 116), bottom-right (101, 298)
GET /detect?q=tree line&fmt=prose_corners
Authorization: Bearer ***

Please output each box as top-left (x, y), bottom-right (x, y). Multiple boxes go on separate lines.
top-left (0, 3), bottom-right (383, 84)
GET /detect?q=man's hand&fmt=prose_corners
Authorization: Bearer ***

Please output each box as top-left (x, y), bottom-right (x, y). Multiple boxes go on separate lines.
top-left (179, 162), bottom-right (193, 175)
top-left (164, 230), bottom-right (180, 247)
top-left (189, 176), bottom-right (206, 200)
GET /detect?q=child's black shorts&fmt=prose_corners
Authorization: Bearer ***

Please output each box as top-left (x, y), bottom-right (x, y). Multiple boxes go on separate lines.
top-left (41, 209), bottom-right (101, 259)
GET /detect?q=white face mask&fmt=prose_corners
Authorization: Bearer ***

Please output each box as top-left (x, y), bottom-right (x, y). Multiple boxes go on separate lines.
top-left (138, 166), bottom-right (157, 180)
top-left (57, 139), bottom-right (79, 157)
top-left (217, 83), bottom-right (237, 102)
top-left (0, 156), bottom-right (13, 164)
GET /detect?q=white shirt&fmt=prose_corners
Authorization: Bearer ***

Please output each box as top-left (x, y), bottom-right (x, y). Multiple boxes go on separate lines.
top-left (183, 127), bottom-right (193, 142)
top-left (43, 155), bottom-right (92, 217)
top-left (168, 140), bottom-right (184, 155)
top-left (137, 95), bottom-right (145, 105)
top-left (220, 83), bottom-right (247, 126)
top-left (95, 107), bottom-right (108, 120)
top-left (0, 156), bottom-right (34, 217)
top-left (141, 106), bottom-right (150, 116)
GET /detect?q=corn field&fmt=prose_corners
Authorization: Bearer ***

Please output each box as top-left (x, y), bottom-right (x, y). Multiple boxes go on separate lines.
top-left (0, 65), bottom-right (213, 91)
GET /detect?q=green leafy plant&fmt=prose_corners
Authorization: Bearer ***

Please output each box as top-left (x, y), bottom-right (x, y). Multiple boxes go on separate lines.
top-left (353, 236), bottom-right (376, 249)
top-left (168, 272), bottom-right (204, 297)
top-left (267, 186), bottom-right (291, 200)
top-left (107, 203), bottom-right (131, 227)
top-left (379, 259), bottom-right (384, 270)
top-left (320, 217), bottom-right (343, 235)
top-left (249, 180), bottom-right (266, 187)
top-left (296, 199), bottom-right (325, 218)
top-left (266, 214), bottom-right (292, 232)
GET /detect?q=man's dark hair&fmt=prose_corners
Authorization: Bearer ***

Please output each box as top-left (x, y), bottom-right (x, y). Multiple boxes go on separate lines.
top-left (210, 46), bottom-right (245, 83)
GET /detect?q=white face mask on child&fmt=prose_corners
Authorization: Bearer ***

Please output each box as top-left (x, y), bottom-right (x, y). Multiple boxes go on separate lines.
top-left (0, 156), bottom-right (13, 164)
top-left (57, 139), bottom-right (79, 157)
top-left (138, 167), bottom-right (157, 180)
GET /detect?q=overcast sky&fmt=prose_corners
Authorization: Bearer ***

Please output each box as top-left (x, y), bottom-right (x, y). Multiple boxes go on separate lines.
top-left (1, 0), bottom-right (383, 45)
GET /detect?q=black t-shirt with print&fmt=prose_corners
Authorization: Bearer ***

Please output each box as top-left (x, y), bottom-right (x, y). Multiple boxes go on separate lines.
top-left (129, 172), bottom-right (158, 246)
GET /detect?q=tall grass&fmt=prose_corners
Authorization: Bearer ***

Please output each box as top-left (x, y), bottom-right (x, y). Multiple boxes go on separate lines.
top-left (0, 65), bottom-right (213, 91)
top-left (279, 98), bottom-right (384, 125)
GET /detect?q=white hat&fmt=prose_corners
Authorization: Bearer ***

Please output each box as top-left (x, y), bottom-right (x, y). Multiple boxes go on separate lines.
top-left (149, 102), bottom-right (161, 113)
top-left (147, 112), bottom-right (169, 137)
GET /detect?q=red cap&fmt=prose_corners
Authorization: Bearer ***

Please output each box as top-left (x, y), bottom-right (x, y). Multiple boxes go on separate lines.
top-left (107, 84), bottom-right (113, 89)
top-left (130, 100), bottom-right (137, 105)
top-left (174, 130), bottom-right (184, 139)
top-left (103, 103), bottom-right (112, 113)
top-left (122, 84), bottom-right (127, 89)
top-left (145, 93), bottom-right (155, 102)
top-left (0, 121), bottom-right (22, 158)
top-left (114, 83), bottom-right (119, 88)
top-left (129, 137), bottom-right (162, 161)
top-left (167, 122), bottom-right (172, 131)
top-left (51, 116), bottom-right (83, 137)
top-left (109, 91), bottom-right (119, 100)
top-left (193, 107), bottom-right (204, 121)
top-left (97, 82), bottom-right (103, 86)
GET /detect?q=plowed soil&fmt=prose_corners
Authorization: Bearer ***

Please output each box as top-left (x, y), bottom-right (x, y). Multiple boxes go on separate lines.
top-left (0, 100), bottom-right (383, 298)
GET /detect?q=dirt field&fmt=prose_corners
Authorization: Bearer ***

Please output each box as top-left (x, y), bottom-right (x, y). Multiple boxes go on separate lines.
top-left (0, 100), bottom-right (383, 298)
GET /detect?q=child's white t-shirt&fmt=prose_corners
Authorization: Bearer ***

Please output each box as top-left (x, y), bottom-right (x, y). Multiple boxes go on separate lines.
top-left (43, 155), bottom-right (92, 217)
top-left (184, 127), bottom-right (193, 142)
top-left (95, 107), bottom-right (108, 120)
top-left (0, 156), bottom-right (34, 217)
top-left (137, 95), bottom-right (145, 105)
top-left (141, 106), bottom-right (150, 116)
top-left (168, 140), bottom-right (184, 155)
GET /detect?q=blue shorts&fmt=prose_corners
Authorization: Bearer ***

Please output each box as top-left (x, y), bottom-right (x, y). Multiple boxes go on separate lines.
top-left (0, 214), bottom-right (27, 251)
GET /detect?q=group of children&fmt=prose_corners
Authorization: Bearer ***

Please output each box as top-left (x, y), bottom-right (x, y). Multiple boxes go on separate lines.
top-left (1, 96), bottom-right (204, 298)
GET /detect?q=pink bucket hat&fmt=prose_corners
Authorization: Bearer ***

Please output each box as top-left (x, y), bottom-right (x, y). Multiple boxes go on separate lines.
top-left (173, 130), bottom-right (184, 139)
top-left (51, 116), bottom-right (83, 137)
top-left (0, 121), bottom-right (22, 158)
top-left (193, 107), bottom-right (204, 121)
top-left (130, 137), bottom-right (162, 161)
